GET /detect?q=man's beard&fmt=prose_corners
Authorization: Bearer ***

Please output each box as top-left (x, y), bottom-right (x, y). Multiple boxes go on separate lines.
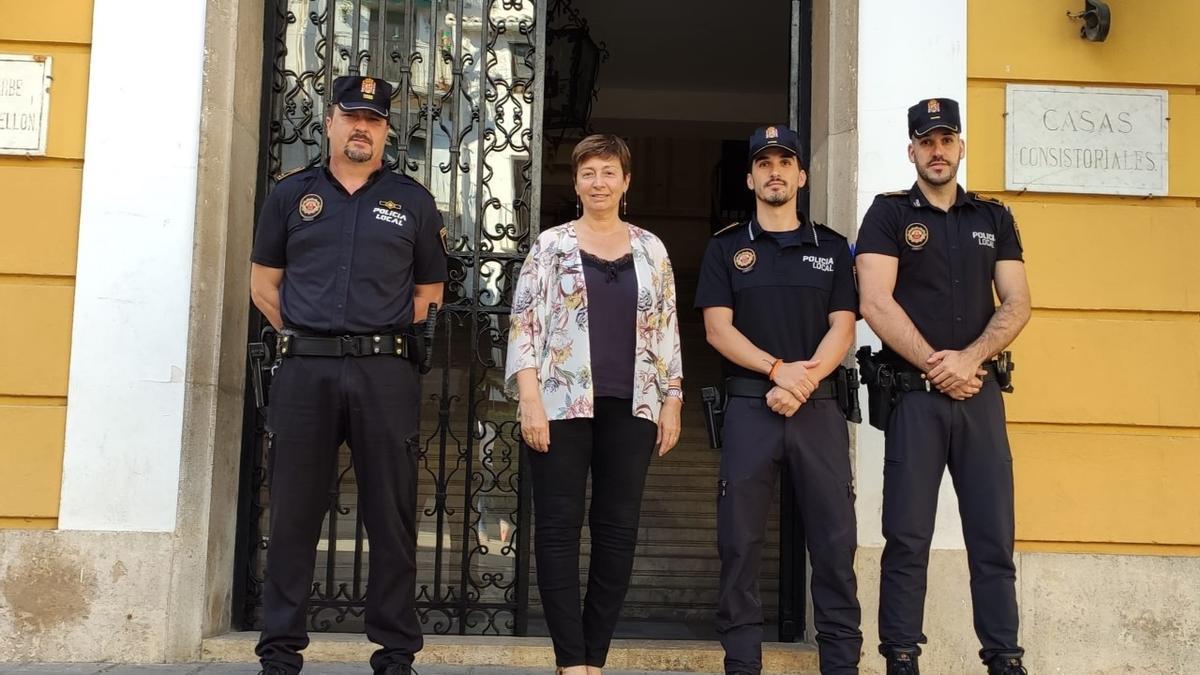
top-left (343, 138), bottom-right (374, 162)
top-left (917, 160), bottom-right (957, 186)
top-left (760, 186), bottom-right (793, 206)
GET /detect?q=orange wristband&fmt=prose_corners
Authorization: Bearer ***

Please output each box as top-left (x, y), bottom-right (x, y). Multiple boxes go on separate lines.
top-left (768, 358), bottom-right (783, 383)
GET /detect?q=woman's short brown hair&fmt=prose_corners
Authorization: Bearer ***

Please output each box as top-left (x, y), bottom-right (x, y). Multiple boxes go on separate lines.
top-left (571, 134), bottom-right (631, 176)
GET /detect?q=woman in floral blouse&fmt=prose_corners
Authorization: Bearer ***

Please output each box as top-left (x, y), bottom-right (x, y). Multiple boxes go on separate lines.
top-left (505, 134), bottom-right (683, 675)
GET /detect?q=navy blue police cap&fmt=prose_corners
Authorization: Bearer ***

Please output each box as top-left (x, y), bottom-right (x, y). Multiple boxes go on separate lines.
top-left (331, 75), bottom-right (393, 117)
top-left (908, 97), bottom-right (961, 137)
top-left (748, 125), bottom-right (804, 165)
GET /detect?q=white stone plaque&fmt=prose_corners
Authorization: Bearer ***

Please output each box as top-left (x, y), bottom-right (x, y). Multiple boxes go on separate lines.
top-left (1006, 84), bottom-right (1168, 196)
top-left (0, 54), bottom-right (53, 156)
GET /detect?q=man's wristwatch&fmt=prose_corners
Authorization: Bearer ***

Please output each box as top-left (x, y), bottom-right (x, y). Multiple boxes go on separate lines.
top-left (666, 386), bottom-right (684, 403)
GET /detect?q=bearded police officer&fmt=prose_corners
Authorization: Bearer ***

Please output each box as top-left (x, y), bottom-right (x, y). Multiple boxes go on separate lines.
top-left (249, 75), bottom-right (447, 675)
top-left (696, 125), bottom-right (862, 675)
top-left (855, 98), bottom-right (1031, 675)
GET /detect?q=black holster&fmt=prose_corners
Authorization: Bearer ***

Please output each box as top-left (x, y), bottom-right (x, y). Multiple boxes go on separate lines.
top-left (836, 366), bottom-right (863, 424)
top-left (994, 350), bottom-right (1015, 393)
top-left (247, 325), bottom-right (277, 414)
top-left (856, 345), bottom-right (898, 432)
top-left (701, 385), bottom-right (726, 450)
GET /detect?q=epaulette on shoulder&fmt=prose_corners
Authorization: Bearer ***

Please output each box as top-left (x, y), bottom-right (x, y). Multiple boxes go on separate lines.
top-left (969, 192), bottom-right (1010, 210)
top-left (712, 221), bottom-right (742, 237)
top-left (876, 190), bottom-right (909, 199)
top-left (274, 165), bottom-right (310, 182)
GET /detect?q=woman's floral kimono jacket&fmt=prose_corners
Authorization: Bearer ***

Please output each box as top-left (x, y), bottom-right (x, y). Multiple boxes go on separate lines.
top-left (504, 222), bottom-right (683, 423)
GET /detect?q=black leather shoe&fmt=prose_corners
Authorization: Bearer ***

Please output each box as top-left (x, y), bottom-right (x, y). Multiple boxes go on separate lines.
top-left (257, 665), bottom-right (288, 675)
top-left (884, 648), bottom-right (920, 675)
top-left (380, 663), bottom-right (417, 675)
top-left (987, 655), bottom-right (1028, 675)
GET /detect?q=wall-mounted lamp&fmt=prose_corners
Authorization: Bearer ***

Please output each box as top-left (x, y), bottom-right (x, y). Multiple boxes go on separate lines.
top-left (1068, 0), bottom-right (1112, 42)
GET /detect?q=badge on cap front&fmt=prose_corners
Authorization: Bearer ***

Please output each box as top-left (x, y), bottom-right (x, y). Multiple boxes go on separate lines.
top-left (927, 99), bottom-right (941, 114)
top-left (733, 248), bottom-right (756, 272)
top-left (299, 194), bottom-right (323, 221)
top-left (905, 223), bottom-right (929, 250)
top-left (765, 126), bottom-right (778, 139)
top-left (361, 77), bottom-right (376, 100)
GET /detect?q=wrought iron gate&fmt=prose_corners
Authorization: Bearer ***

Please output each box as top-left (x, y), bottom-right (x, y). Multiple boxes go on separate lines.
top-left (233, 0), bottom-right (546, 635)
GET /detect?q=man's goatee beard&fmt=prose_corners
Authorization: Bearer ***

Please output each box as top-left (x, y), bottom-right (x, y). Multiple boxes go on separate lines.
top-left (345, 145), bottom-right (373, 162)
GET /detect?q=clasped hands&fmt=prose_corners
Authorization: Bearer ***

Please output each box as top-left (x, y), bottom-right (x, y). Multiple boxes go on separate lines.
top-left (925, 349), bottom-right (987, 401)
top-left (765, 359), bottom-right (821, 418)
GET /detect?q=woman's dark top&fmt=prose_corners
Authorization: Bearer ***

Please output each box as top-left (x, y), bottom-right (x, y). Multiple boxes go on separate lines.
top-left (582, 249), bottom-right (638, 399)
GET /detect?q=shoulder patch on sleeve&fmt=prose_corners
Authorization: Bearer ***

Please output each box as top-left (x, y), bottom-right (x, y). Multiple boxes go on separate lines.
top-left (712, 221), bottom-right (742, 237)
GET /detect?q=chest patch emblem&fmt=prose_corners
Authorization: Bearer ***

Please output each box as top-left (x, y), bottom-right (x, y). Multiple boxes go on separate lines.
top-left (904, 222), bottom-right (929, 250)
top-left (733, 248), bottom-right (756, 272)
top-left (373, 200), bottom-right (408, 227)
top-left (298, 193), bottom-right (323, 221)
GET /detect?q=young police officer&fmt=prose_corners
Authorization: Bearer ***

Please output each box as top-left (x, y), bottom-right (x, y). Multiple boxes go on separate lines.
top-left (696, 126), bottom-right (862, 675)
top-left (855, 99), bottom-right (1031, 675)
top-left (249, 76), bottom-right (447, 675)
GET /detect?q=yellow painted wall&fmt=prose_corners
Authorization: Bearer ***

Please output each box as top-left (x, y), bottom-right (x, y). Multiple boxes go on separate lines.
top-left (0, 1), bottom-right (93, 529)
top-left (968, 0), bottom-right (1200, 555)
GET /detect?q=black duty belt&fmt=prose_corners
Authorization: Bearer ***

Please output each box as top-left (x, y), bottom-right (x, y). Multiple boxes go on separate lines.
top-left (725, 375), bottom-right (838, 400)
top-left (891, 361), bottom-right (999, 393)
top-left (277, 332), bottom-right (416, 359)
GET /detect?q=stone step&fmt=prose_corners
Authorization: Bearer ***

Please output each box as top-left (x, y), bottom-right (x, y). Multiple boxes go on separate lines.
top-left (200, 632), bottom-right (820, 674)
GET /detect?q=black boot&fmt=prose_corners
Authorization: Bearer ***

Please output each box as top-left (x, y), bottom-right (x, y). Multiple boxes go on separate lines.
top-left (884, 648), bottom-right (920, 675)
top-left (987, 654), bottom-right (1028, 674)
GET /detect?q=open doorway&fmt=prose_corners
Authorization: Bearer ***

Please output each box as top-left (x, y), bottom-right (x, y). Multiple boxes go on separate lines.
top-left (535, 0), bottom-right (799, 640)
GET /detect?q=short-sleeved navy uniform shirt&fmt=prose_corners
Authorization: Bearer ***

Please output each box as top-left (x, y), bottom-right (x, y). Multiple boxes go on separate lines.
top-left (251, 166), bottom-right (448, 334)
top-left (695, 216), bottom-right (858, 380)
top-left (854, 183), bottom-right (1023, 363)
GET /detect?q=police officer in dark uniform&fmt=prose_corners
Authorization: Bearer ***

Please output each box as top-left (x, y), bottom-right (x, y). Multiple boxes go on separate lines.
top-left (855, 98), bottom-right (1031, 675)
top-left (249, 75), bottom-right (447, 675)
top-left (696, 126), bottom-right (862, 675)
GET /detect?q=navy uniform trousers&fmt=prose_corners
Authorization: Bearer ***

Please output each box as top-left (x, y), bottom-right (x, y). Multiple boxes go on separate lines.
top-left (717, 396), bottom-right (862, 675)
top-left (257, 354), bottom-right (423, 674)
top-left (878, 380), bottom-right (1023, 663)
